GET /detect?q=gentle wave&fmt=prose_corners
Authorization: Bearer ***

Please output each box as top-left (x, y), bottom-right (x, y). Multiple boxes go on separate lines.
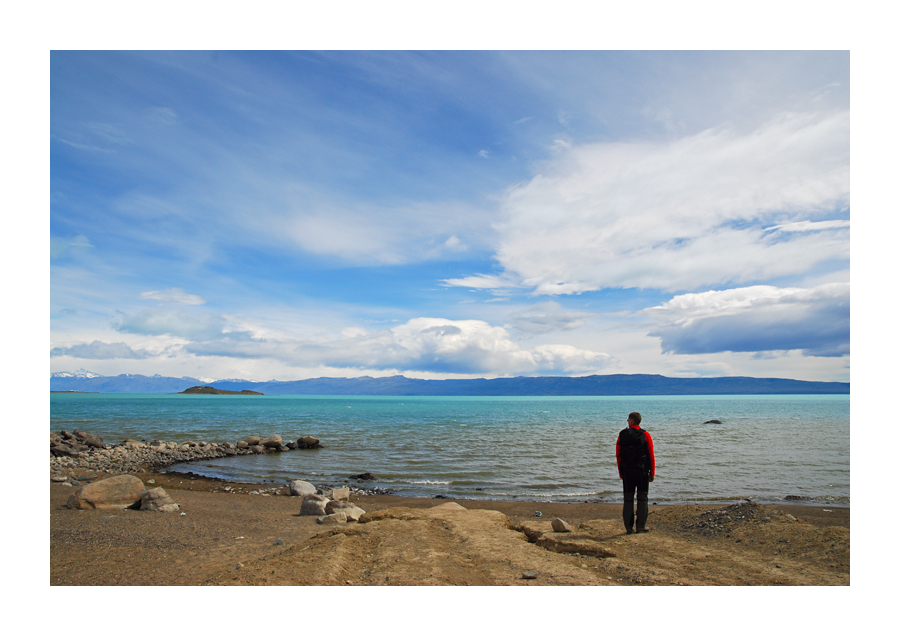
top-left (52, 393), bottom-right (849, 505)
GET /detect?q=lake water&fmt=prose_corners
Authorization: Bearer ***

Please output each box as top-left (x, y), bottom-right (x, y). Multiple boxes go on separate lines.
top-left (50, 393), bottom-right (849, 505)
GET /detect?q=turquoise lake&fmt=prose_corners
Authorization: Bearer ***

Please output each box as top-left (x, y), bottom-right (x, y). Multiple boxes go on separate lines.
top-left (50, 393), bottom-right (850, 505)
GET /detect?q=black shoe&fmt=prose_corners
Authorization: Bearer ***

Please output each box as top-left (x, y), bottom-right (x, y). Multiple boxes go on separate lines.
top-left (625, 528), bottom-right (634, 534)
top-left (636, 528), bottom-right (650, 533)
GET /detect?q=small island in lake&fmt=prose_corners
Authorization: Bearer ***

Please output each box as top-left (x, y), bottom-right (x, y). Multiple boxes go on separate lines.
top-left (179, 386), bottom-right (264, 395)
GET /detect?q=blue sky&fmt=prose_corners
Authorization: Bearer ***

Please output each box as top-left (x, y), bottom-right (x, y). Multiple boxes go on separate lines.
top-left (50, 51), bottom-right (849, 382)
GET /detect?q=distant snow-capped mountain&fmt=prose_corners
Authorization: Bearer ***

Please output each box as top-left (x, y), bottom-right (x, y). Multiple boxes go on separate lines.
top-left (50, 369), bottom-right (102, 379)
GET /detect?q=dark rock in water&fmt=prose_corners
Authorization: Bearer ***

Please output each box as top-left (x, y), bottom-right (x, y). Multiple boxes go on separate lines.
top-left (434, 494), bottom-right (448, 499)
top-left (784, 495), bottom-right (810, 501)
top-left (260, 435), bottom-right (283, 448)
top-left (297, 436), bottom-right (323, 449)
top-left (703, 419), bottom-right (722, 424)
top-left (349, 472), bottom-right (379, 481)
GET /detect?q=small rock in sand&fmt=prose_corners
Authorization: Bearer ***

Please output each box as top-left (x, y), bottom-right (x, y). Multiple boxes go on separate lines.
top-left (551, 517), bottom-right (573, 533)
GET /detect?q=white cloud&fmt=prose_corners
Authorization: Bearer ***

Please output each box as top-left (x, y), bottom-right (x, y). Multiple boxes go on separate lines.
top-left (442, 274), bottom-right (521, 290)
top-left (184, 316), bottom-right (612, 376)
top-left (468, 110), bottom-right (850, 294)
top-left (765, 220), bottom-right (851, 233)
top-left (644, 283), bottom-right (849, 357)
top-left (140, 288), bottom-right (206, 305)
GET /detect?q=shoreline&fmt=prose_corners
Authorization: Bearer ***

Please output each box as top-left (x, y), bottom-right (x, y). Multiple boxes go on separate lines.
top-left (50, 471), bottom-right (850, 586)
top-left (162, 465), bottom-right (850, 508)
top-left (51, 428), bottom-right (848, 508)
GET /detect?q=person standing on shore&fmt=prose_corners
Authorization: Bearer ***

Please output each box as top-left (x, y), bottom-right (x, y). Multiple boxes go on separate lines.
top-left (616, 412), bottom-right (655, 534)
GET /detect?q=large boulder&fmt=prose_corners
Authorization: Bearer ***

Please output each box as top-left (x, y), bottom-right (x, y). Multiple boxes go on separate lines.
top-left (261, 435), bottom-right (283, 449)
top-left (289, 480), bottom-right (317, 497)
top-left (67, 475), bottom-right (145, 510)
top-left (299, 494), bottom-right (329, 516)
top-left (250, 444), bottom-right (267, 454)
top-left (244, 435), bottom-right (261, 446)
top-left (140, 487), bottom-right (180, 512)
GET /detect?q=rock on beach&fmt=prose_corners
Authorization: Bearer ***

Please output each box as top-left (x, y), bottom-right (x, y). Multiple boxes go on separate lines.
top-left (141, 487), bottom-right (180, 512)
top-left (67, 474), bottom-right (145, 510)
top-left (289, 480), bottom-right (317, 497)
top-left (325, 500), bottom-right (366, 521)
top-left (300, 494), bottom-right (329, 516)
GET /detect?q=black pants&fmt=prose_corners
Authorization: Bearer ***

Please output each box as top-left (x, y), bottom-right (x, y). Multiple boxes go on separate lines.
top-left (622, 470), bottom-right (650, 531)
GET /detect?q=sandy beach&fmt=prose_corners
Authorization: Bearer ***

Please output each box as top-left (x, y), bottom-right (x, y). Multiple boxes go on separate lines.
top-left (51, 471), bottom-right (849, 586)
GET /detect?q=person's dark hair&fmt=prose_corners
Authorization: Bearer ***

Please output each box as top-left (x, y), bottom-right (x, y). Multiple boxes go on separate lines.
top-left (628, 412), bottom-right (642, 425)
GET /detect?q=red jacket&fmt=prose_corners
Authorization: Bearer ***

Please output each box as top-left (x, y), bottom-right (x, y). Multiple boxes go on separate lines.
top-left (616, 424), bottom-right (655, 478)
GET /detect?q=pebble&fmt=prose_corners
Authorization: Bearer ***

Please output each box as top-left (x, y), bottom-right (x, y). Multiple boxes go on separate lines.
top-left (522, 570), bottom-right (538, 579)
top-left (273, 538), bottom-right (284, 546)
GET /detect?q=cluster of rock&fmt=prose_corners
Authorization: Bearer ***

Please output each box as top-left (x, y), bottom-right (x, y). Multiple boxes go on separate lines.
top-left (677, 501), bottom-right (768, 537)
top-left (290, 479), bottom-right (367, 525)
top-left (65, 474), bottom-right (181, 513)
top-left (50, 429), bottom-right (323, 479)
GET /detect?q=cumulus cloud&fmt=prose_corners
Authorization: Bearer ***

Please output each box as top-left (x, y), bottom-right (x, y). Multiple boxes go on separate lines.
top-left (645, 283), bottom-right (849, 357)
top-left (184, 317), bottom-right (612, 376)
top-left (140, 288), bottom-right (206, 305)
top-left (462, 110), bottom-right (848, 294)
top-left (50, 341), bottom-right (153, 359)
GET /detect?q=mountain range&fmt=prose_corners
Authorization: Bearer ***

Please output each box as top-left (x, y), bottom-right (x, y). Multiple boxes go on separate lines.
top-left (50, 371), bottom-right (850, 395)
